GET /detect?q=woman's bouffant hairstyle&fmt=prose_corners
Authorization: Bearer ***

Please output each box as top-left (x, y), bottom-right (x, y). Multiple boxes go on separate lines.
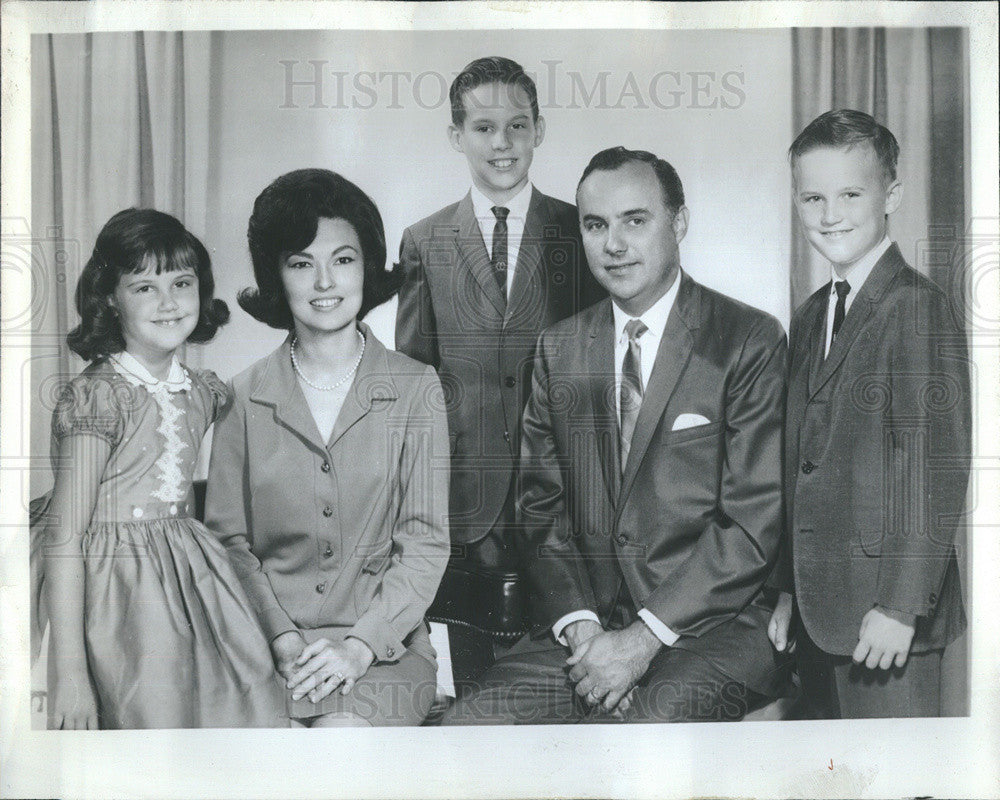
top-left (239, 169), bottom-right (403, 330)
top-left (67, 208), bottom-right (230, 362)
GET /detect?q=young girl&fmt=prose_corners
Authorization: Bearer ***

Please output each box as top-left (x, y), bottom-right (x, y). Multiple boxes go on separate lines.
top-left (31, 208), bottom-right (285, 729)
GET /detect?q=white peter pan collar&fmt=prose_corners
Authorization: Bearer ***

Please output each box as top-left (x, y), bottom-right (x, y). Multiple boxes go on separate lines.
top-left (109, 351), bottom-right (191, 393)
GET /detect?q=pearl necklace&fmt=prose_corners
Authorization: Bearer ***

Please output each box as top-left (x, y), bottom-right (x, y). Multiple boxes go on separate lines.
top-left (290, 330), bottom-right (365, 391)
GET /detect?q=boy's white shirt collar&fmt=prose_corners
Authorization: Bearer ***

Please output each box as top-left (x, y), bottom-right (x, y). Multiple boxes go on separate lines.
top-left (109, 350), bottom-right (190, 392)
top-left (829, 235), bottom-right (893, 302)
top-left (469, 180), bottom-right (533, 223)
top-left (823, 236), bottom-right (892, 357)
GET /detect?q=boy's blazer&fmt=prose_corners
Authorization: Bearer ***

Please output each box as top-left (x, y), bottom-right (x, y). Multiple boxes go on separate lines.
top-left (519, 274), bottom-right (788, 695)
top-left (396, 186), bottom-right (604, 544)
top-left (773, 244), bottom-right (971, 656)
top-left (205, 326), bottom-right (450, 664)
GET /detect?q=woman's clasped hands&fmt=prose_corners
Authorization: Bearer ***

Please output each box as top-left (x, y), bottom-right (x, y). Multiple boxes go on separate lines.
top-left (274, 631), bottom-right (376, 703)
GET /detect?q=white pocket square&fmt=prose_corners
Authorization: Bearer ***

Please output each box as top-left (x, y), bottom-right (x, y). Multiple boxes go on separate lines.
top-left (672, 413), bottom-right (711, 431)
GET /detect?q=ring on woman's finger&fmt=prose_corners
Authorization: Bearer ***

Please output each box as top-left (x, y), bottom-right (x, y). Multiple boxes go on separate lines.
top-left (332, 671), bottom-right (345, 682)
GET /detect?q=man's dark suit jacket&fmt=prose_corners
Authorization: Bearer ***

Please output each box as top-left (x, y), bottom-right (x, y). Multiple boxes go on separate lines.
top-left (772, 244), bottom-right (971, 656)
top-left (519, 272), bottom-right (788, 695)
top-left (395, 187), bottom-right (604, 544)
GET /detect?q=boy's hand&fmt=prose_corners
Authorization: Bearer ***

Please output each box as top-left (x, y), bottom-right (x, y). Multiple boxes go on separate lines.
top-left (853, 607), bottom-right (915, 669)
top-left (768, 590), bottom-right (796, 653)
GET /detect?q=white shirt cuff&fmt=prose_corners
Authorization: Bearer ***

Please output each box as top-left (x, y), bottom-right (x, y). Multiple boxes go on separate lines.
top-left (638, 609), bottom-right (680, 646)
top-left (552, 610), bottom-right (601, 645)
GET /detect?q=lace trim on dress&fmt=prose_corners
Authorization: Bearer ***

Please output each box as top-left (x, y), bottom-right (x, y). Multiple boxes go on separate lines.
top-left (109, 353), bottom-right (192, 502)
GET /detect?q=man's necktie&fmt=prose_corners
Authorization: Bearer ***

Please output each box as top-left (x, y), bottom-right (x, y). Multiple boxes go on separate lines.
top-left (620, 318), bottom-right (648, 472)
top-left (491, 206), bottom-right (509, 302)
top-left (831, 279), bottom-right (851, 343)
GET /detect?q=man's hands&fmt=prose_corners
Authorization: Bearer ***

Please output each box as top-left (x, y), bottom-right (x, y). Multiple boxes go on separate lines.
top-left (853, 607), bottom-right (915, 670)
top-left (563, 619), bottom-right (603, 653)
top-left (767, 590), bottom-right (796, 653)
top-left (566, 621), bottom-right (661, 714)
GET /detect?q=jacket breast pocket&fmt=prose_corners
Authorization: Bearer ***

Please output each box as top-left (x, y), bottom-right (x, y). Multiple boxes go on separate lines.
top-left (653, 421), bottom-right (724, 508)
top-left (661, 420), bottom-right (723, 446)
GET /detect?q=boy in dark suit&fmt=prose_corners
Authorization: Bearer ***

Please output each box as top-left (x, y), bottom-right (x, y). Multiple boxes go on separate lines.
top-left (395, 57), bottom-right (603, 659)
top-left (769, 110), bottom-right (971, 718)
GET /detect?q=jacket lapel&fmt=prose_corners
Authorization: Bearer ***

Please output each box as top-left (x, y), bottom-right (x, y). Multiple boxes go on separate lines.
top-left (454, 193), bottom-right (506, 317)
top-left (809, 244), bottom-right (906, 400)
top-left (586, 301), bottom-right (619, 506)
top-left (249, 336), bottom-right (328, 456)
top-left (505, 188), bottom-right (545, 325)
top-left (617, 273), bottom-right (697, 512)
top-left (249, 326), bottom-right (398, 455)
top-left (805, 291), bottom-right (828, 397)
top-left (327, 325), bottom-right (398, 449)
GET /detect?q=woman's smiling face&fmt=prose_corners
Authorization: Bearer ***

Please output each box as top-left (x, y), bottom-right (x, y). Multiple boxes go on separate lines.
top-left (280, 217), bottom-right (365, 336)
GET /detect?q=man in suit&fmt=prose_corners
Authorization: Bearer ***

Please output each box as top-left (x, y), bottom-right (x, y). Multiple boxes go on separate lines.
top-left (443, 147), bottom-right (789, 724)
top-left (395, 57), bottom-right (603, 662)
top-left (768, 110), bottom-right (971, 718)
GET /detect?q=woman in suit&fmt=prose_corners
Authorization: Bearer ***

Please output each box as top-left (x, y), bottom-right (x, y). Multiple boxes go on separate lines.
top-left (206, 169), bottom-right (450, 727)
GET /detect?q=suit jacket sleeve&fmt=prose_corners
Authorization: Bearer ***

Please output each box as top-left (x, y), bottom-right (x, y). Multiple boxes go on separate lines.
top-left (877, 286), bottom-right (971, 617)
top-left (645, 316), bottom-right (788, 636)
top-left (347, 366), bottom-right (451, 659)
top-left (395, 226), bottom-right (439, 368)
top-left (205, 386), bottom-right (297, 642)
top-left (518, 332), bottom-right (599, 633)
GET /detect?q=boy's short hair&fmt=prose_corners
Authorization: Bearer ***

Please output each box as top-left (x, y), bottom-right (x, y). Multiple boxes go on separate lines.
top-left (449, 56), bottom-right (539, 127)
top-left (578, 146), bottom-right (685, 216)
top-left (789, 109), bottom-right (900, 184)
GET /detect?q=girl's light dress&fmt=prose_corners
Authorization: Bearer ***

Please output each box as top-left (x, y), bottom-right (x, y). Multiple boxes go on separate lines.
top-left (31, 353), bottom-right (286, 728)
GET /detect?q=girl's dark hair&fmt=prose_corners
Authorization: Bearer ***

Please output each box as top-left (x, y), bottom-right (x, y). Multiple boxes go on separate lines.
top-left (239, 168), bottom-right (403, 330)
top-left (67, 208), bottom-right (230, 362)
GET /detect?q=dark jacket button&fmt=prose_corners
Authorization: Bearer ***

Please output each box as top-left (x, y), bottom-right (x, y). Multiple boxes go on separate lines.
top-left (801, 460), bottom-right (815, 474)
top-left (324, 546), bottom-right (333, 558)
top-left (616, 533), bottom-right (628, 545)
top-left (323, 506), bottom-right (334, 517)
top-left (929, 592), bottom-right (938, 605)
top-left (386, 647), bottom-right (395, 658)
top-left (503, 431), bottom-right (511, 443)
top-left (321, 461), bottom-right (331, 473)
top-left (315, 582), bottom-right (326, 593)
top-left (504, 376), bottom-right (516, 388)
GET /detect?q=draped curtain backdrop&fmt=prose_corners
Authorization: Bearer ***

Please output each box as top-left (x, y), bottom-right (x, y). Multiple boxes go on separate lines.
top-left (790, 28), bottom-right (969, 307)
top-left (790, 27), bottom-right (971, 716)
top-left (31, 32), bottom-right (215, 496)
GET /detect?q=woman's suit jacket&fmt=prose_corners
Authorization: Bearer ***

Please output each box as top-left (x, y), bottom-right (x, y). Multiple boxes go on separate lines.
top-left (205, 325), bottom-right (450, 664)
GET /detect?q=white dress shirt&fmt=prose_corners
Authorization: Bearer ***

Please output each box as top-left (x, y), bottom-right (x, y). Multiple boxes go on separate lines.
top-left (824, 236), bottom-right (892, 357)
top-left (552, 270), bottom-right (684, 648)
top-left (470, 181), bottom-right (533, 296)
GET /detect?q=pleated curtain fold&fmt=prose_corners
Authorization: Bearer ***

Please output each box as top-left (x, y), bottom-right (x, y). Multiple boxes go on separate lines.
top-left (31, 31), bottom-right (213, 496)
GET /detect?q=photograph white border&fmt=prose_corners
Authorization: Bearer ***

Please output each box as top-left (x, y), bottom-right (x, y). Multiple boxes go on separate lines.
top-left (2, 2), bottom-right (997, 798)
